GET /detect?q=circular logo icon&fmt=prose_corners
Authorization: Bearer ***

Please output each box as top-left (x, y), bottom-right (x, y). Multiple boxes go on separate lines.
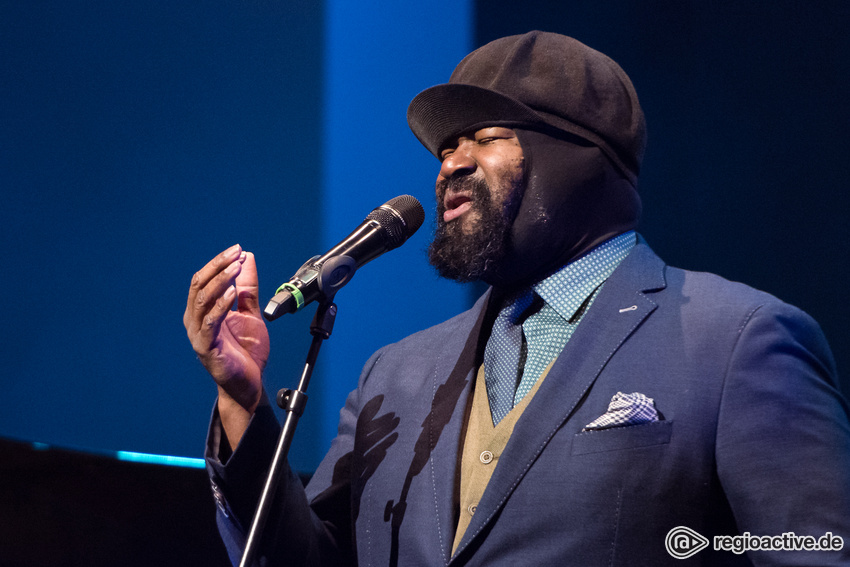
top-left (665, 526), bottom-right (710, 559)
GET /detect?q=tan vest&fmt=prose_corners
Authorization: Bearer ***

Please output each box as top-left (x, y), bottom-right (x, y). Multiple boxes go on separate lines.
top-left (451, 361), bottom-right (554, 554)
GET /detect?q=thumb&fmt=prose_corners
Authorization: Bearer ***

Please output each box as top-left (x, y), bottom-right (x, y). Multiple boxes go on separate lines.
top-left (235, 251), bottom-right (262, 315)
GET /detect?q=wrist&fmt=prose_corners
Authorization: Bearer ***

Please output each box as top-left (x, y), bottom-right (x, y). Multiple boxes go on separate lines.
top-left (217, 380), bottom-right (261, 415)
top-left (217, 386), bottom-right (261, 450)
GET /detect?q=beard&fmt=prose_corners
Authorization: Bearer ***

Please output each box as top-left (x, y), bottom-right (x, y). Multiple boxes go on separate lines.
top-left (428, 172), bottom-right (524, 283)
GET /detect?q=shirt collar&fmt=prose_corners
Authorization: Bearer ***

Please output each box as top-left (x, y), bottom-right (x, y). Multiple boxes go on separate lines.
top-left (532, 231), bottom-right (636, 321)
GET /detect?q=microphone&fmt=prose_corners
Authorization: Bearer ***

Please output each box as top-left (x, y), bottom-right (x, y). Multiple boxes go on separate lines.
top-left (263, 195), bottom-right (425, 320)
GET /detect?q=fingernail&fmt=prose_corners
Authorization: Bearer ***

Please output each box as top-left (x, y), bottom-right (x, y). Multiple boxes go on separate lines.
top-left (238, 251), bottom-right (247, 263)
top-left (225, 244), bottom-right (241, 259)
top-left (223, 285), bottom-right (236, 301)
top-left (225, 260), bottom-right (240, 274)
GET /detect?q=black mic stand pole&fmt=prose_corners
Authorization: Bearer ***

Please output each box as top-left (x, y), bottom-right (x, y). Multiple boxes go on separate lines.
top-left (239, 300), bottom-right (338, 567)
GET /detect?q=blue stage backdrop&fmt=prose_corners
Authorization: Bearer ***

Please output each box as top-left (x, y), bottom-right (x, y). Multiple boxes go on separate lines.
top-left (0, 0), bottom-right (471, 473)
top-left (2, 1), bottom-right (847, 476)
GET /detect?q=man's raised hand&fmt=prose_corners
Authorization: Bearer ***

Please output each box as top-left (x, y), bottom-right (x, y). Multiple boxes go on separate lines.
top-left (184, 244), bottom-right (270, 448)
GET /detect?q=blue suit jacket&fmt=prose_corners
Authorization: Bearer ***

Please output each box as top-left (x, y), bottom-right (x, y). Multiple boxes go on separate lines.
top-left (206, 240), bottom-right (850, 566)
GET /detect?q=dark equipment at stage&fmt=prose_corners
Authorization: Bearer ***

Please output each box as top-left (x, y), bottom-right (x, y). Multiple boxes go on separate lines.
top-left (0, 438), bottom-right (231, 567)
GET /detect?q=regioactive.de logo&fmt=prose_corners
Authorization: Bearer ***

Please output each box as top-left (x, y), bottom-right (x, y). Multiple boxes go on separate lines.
top-left (666, 526), bottom-right (710, 559)
top-left (665, 527), bottom-right (844, 559)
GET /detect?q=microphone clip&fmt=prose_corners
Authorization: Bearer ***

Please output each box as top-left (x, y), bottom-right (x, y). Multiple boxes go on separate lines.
top-left (263, 255), bottom-right (357, 321)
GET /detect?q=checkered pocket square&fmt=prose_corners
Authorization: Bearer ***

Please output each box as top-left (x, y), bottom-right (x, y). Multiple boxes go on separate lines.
top-left (582, 392), bottom-right (660, 431)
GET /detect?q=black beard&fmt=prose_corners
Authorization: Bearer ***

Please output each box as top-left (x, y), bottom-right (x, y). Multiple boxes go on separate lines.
top-left (428, 173), bottom-right (523, 283)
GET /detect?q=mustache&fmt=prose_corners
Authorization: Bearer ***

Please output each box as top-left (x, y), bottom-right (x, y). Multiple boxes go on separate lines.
top-left (435, 175), bottom-right (491, 216)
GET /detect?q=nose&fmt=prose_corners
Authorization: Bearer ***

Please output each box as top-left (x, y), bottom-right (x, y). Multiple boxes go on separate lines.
top-left (439, 142), bottom-right (476, 179)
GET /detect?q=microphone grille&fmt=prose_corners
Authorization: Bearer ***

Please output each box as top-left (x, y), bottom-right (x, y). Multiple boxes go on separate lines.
top-left (368, 195), bottom-right (425, 248)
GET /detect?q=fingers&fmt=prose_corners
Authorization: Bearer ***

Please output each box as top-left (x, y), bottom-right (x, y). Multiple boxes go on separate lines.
top-left (187, 244), bottom-right (242, 309)
top-left (196, 284), bottom-right (238, 352)
top-left (184, 244), bottom-right (246, 338)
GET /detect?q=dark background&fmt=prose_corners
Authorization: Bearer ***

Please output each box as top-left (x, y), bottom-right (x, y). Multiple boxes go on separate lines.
top-left (1, 1), bottom-right (847, 564)
top-left (475, 2), bottom-right (850, 402)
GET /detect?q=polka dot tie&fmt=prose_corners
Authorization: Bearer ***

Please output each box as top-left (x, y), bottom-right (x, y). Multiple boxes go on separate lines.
top-left (484, 291), bottom-right (534, 425)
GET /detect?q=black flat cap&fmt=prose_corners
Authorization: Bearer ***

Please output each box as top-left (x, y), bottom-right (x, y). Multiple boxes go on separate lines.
top-left (407, 31), bottom-right (646, 186)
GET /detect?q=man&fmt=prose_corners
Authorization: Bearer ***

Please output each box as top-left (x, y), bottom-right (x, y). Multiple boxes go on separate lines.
top-left (185, 32), bottom-right (850, 566)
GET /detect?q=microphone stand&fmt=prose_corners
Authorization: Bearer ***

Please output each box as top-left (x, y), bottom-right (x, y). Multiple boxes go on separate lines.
top-left (238, 300), bottom-right (338, 567)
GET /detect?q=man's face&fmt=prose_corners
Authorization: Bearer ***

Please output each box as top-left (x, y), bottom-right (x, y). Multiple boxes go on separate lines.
top-left (428, 127), bottom-right (526, 282)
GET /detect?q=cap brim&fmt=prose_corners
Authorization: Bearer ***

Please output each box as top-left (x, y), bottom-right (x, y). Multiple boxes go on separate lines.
top-left (407, 83), bottom-right (546, 157)
top-left (406, 83), bottom-right (636, 187)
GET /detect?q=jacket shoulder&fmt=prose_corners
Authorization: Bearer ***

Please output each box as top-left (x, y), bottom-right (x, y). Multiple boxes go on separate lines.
top-left (372, 290), bottom-right (489, 356)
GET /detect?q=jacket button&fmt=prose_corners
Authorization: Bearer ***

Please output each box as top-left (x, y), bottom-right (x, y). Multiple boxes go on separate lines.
top-left (479, 450), bottom-right (494, 464)
top-left (467, 504), bottom-right (477, 515)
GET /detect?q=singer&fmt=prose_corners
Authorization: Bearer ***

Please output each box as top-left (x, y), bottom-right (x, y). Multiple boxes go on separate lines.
top-left (184, 32), bottom-right (850, 566)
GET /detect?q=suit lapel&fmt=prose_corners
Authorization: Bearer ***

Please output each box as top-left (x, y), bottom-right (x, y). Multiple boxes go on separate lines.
top-left (452, 241), bottom-right (667, 560)
top-left (424, 290), bottom-right (492, 564)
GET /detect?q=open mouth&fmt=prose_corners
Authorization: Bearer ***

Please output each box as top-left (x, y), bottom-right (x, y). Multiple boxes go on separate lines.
top-left (443, 193), bottom-right (473, 222)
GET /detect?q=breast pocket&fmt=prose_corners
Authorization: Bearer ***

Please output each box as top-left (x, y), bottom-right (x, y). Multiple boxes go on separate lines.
top-left (571, 420), bottom-right (673, 455)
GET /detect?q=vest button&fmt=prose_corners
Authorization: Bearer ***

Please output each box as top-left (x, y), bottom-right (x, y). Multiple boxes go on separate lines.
top-left (467, 504), bottom-right (477, 515)
top-left (479, 450), bottom-right (494, 464)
